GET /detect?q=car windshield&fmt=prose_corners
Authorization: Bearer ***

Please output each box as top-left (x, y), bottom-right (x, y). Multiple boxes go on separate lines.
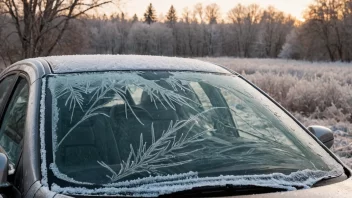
top-left (42, 71), bottom-right (343, 196)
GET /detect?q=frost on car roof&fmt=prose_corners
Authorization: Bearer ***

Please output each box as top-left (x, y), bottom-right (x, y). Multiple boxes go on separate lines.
top-left (42, 55), bottom-right (232, 74)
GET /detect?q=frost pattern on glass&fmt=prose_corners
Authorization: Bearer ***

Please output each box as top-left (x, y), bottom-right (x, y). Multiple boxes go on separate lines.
top-left (49, 72), bottom-right (197, 148)
top-left (50, 169), bottom-right (342, 197)
top-left (44, 71), bottom-right (344, 196)
top-left (99, 109), bottom-right (216, 182)
top-left (48, 72), bottom-right (203, 183)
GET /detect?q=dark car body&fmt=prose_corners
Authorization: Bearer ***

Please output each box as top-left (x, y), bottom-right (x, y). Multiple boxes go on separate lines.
top-left (0, 55), bottom-right (351, 198)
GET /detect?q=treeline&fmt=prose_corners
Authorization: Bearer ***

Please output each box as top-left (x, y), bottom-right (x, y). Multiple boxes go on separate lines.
top-left (1, 0), bottom-right (352, 67)
top-left (280, 0), bottom-right (352, 62)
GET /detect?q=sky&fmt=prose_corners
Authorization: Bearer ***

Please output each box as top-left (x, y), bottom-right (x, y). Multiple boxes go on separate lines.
top-left (111, 0), bottom-right (313, 21)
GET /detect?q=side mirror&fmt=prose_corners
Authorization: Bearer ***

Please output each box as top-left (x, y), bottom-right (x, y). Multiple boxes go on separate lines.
top-left (0, 153), bottom-right (11, 194)
top-left (0, 153), bottom-right (8, 184)
top-left (308, 126), bottom-right (334, 149)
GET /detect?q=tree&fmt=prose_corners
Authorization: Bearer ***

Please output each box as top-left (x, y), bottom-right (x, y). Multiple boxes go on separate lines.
top-left (144, 3), bottom-right (157, 24)
top-left (205, 3), bottom-right (221, 24)
top-left (121, 12), bottom-right (126, 22)
top-left (228, 4), bottom-right (262, 57)
top-left (181, 7), bottom-right (191, 24)
top-left (258, 6), bottom-right (295, 57)
top-left (166, 5), bottom-right (178, 27)
top-left (132, 14), bottom-right (139, 23)
top-left (303, 0), bottom-right (349, 61)
top-left (127, 22), bottom-right (173, 55)
top-left (0, 14), bottom-right (19, 66)
top-left (278, 0), bottom-right (352, 61)
top-left (0, 1), bottom-right (307, 61)
top-left (279, 29), bottom-right (305, 59)
top-left (0, 0), bottom-right (117, 60)
top-left (194, 3), bottom-right (204, 23)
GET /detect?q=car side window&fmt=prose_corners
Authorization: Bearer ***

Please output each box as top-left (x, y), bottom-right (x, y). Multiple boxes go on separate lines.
top-left (0, 75), bottom-right (17, 117)
top-left (0, 78), bottom-right (29, 167)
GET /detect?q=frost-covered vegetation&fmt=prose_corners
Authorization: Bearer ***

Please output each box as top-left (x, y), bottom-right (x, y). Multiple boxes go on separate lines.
top-left (199, 57), bottom-right (352, 167)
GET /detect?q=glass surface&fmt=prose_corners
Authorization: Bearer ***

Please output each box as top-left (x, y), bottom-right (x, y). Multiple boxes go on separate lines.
top-left (44, 71), bottom-right (343, 195)
top-left (0, 75), bottom-right (16, 118)
top-left (0, 78), bottom-right (29, 166)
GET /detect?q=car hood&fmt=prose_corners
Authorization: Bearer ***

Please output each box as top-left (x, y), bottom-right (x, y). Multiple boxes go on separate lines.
top-left (237, 178), bottom-right (352, 198)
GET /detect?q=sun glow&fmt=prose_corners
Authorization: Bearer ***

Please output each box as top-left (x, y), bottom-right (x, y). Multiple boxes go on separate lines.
top-left (99, 0), bottom-right (311, 21)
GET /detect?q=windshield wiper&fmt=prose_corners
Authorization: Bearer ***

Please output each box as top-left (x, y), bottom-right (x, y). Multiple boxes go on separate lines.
top-left (159, 184), bottom-right (298, 197)
top-left (312, 173), bottom-right (347, 187)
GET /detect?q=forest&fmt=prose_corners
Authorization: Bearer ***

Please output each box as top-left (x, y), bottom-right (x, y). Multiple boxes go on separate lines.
top-left (1, 0), bottom-right (352, 68)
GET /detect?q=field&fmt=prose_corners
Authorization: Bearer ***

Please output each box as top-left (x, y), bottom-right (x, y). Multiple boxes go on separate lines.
top-left (198, 57), bottom-right (352, 167)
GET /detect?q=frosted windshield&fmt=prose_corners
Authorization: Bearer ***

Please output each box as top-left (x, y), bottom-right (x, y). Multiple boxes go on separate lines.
top-left (42, 71), bottom-right (343, 196)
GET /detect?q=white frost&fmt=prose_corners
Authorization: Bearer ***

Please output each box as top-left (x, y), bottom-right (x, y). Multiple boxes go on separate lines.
top-left (50, 169), bottom-right (343, 197)
top-left (46, 71), bottom-right (203, 185)
top-left (103, 171), bottom-right (199, 188)
top-left (49, 163), bottom-right (93, 185)
top-left (48, 77), bottom-right (59, 155)
top-left (43, 55), bottom-right (231, 74)
top-left (40, 77), bottom-right (48, 186)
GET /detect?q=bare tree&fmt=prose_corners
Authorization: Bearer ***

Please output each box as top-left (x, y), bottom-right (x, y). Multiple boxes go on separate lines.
top-left (194, 3), bottom-right (204, 23)
top-left (258, 6), bottom-right (295, 57)
top-left (127, 22), bottom-right (173, 55)
top-left (0, 1), bottom-right (309, 61)
top-left (281, 0), bottom-right (352, 61)
top-left (205, 3), bottom-right (221, 24)
top-left (0, 0), bottom-right (119, 60)
top-left (228, 4), bottom-right (262, 57)
top-left (0, 13), bottom-right (19, 65)
top-left (181, 7), bottom-right (191, 24)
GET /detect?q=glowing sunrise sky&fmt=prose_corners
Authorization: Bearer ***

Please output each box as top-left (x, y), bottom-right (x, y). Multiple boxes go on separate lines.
top-left (113, 0), bottom-right (313, 21)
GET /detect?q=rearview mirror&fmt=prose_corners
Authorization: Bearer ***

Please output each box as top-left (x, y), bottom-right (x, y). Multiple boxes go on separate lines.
top-left (308, 126), bottom-right (334, 149)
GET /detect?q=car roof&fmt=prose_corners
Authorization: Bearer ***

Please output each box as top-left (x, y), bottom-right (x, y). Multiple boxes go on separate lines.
top-left (34, 55), bottom-right (231, 74)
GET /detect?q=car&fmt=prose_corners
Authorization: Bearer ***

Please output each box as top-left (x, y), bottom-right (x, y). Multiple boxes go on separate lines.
top-left (0, 55), bottom-right (350, 198)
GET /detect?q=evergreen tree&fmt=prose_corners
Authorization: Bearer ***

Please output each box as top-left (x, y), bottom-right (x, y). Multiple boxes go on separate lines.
top-left (166, 5), bottom-right (178, 27)
top-left (132, 14), bottom-right (139, 23)
top-left (144, 3), bottom-right (157, 24)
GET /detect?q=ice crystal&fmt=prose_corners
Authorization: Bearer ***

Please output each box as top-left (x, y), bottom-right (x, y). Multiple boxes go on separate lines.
top-left (49, 163), bottom-right (93, 185)
top-left (99, 109), bottom-right (217, 182)
top-left (50, 169), bottom-right (343, 197)
top-left (48, 72), bottom-right (198, 148)
top-left (40, 77), bottom-right (48, 186)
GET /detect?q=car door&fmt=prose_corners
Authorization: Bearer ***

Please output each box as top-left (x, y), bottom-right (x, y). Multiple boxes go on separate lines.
top-left (0, 73), bottom-right (30, 198)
